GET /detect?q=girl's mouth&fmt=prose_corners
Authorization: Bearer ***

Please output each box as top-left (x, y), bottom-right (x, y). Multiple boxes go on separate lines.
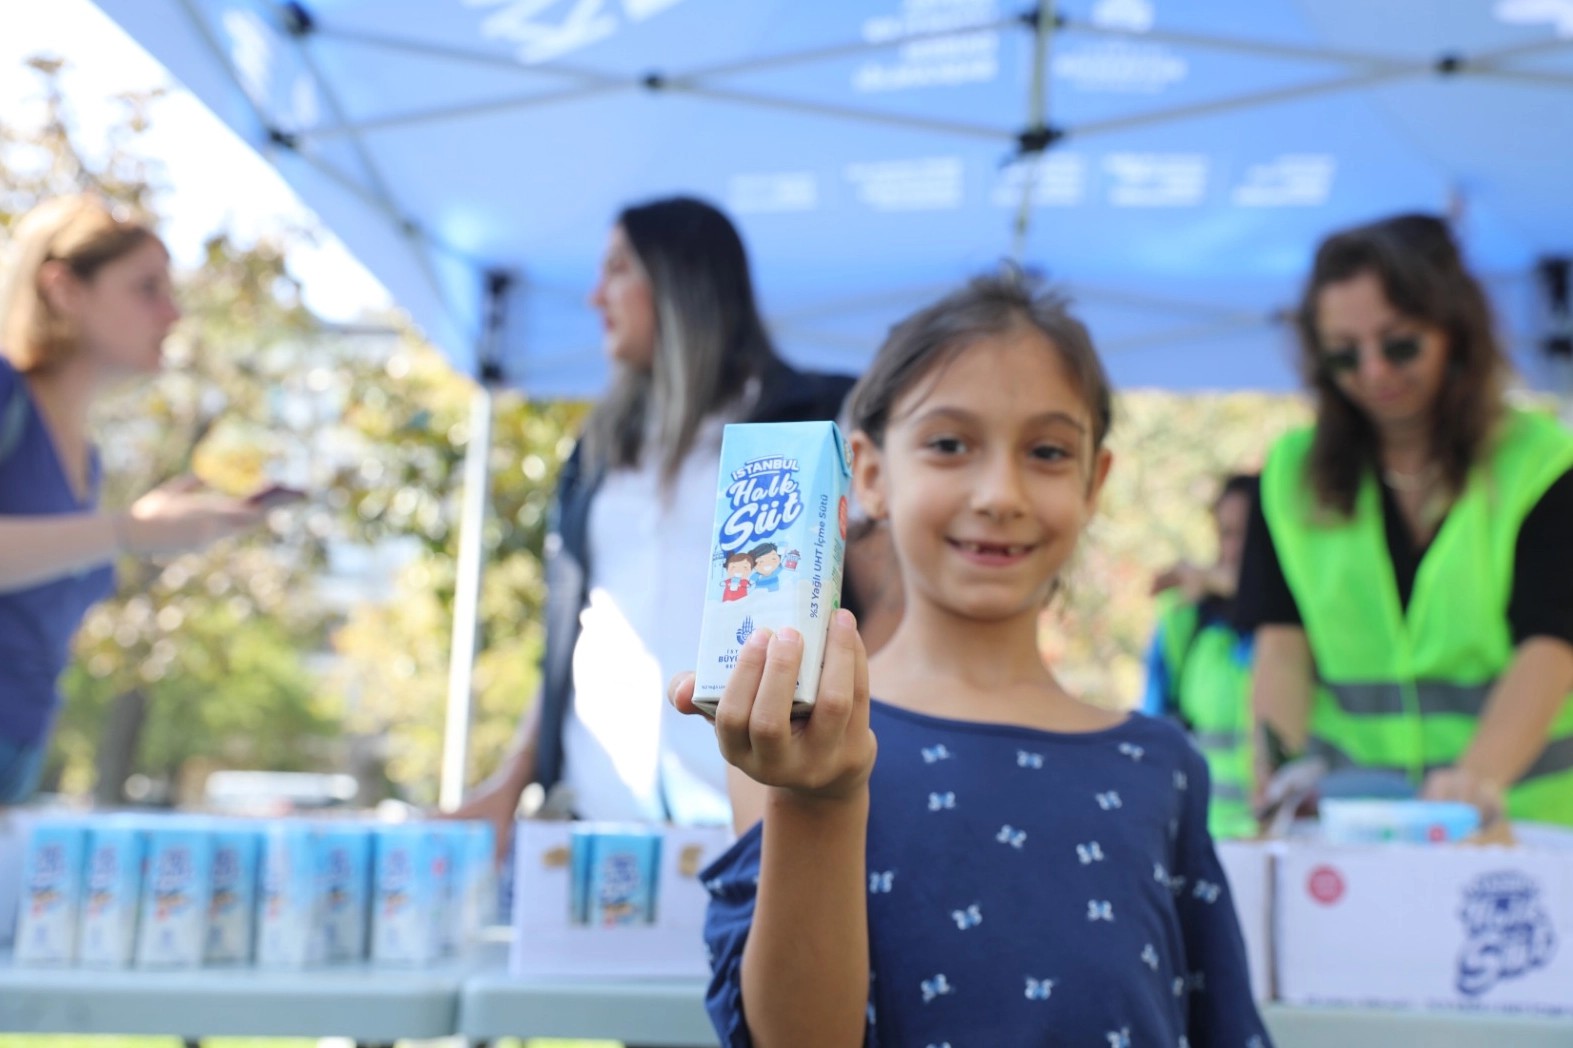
top-left (948, 539), bottom-right (1035, 565)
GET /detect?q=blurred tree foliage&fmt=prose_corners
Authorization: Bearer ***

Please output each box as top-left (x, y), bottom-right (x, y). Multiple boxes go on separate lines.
top-left (1051, 390), bottom-right (1311, 707)
top-left (5, 54), bottom-right (584, 805)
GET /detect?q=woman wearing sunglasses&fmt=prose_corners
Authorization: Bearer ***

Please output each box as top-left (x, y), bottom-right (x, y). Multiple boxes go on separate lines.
top-left (1237, 213), bottom-right (1573, 827)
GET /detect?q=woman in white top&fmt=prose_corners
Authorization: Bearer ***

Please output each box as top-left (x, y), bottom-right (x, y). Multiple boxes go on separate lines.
top-left (454, 197), bottom-right (860, 840)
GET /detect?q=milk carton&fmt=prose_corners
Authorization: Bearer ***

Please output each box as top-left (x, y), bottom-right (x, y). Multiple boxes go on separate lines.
top-left (371, 823), bottom-right (451, 965)
top-left (318, 824), bottom-right (371, 962)
top-left (77, 818), bottom-right (146, 968)
top-left (134, 823), bottom-right (214, 968)
top-left (583, 826), bottom-right (661, 927)
top-left (454, 820), bottom-right (497, 948)
top-left (256, 821), bottom-right (322, 968)
top-left (0, 808), bottom-right (35, 949)
top-left (694, 421), bottom-right (851, 715)
top-left (205, 823), bottom-right (260, 964)
top-left (13, 818), bottom-right (87, 965)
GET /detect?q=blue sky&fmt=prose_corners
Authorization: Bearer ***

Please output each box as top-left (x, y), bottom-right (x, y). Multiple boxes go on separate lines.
top-left (4, 0), bottom-right (391, 321)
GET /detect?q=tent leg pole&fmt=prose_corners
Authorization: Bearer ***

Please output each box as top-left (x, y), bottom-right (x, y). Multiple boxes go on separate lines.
top-left (440, 382), bottom-right (495, 811)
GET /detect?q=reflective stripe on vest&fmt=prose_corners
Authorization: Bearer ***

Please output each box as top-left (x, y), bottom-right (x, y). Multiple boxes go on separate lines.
top-left (1262, 408), bottom-right (1573, 825)
top-left (1308, 733), bottom-right (1573, 786)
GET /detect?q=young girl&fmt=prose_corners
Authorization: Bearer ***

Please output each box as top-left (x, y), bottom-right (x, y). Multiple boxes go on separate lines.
top-left (671, 275), bottom-right (1270, 1047)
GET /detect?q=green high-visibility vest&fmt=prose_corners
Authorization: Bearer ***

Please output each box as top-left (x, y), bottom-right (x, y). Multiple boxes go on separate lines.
top-left (1261, 407), bottom-right (1573, 825)
top-left (1156, 594), bottom-right (1257, 838)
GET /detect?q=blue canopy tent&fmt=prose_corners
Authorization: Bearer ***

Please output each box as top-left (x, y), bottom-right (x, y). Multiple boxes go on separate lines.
top-left (92, 0), bottom-right (1573, 805)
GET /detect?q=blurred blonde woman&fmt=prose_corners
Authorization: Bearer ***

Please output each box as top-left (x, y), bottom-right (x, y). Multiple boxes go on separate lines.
top-left (0, 195), bottom-right (265, 803)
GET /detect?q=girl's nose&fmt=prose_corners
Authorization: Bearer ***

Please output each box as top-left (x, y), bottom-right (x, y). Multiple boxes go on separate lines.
top-left (971, 453), bottom-right (1028, 519)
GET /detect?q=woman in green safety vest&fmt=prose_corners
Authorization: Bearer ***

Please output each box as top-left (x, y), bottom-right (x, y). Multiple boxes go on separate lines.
top-left (1237, 213), bottom-right (1573, 827)
top-left (1143, 474), bottom-right (1259, 839)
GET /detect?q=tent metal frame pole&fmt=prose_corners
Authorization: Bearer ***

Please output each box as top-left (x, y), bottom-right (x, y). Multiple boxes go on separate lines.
top-left (273, 15), bottom-right (476, 368)
top-left (439, 272), bottom-right (511, 812)
top-left (439, 382), bottom-right (494, 811)
top-left (1012, 2), bottom-right (1059, 261)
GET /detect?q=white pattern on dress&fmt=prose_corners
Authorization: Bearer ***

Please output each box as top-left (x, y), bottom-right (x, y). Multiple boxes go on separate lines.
top-left (920, 973), bottom-right (954, 1003)
top-left (869, 870), bottom-right (895, 893)
top-left (1087, 899), bottom-right (1115, 922)
top-left (1141, 943), bottom-right (1160, 970)
top-left (1193, 879), bottom-right (1222, 904)
top-left (1024, 976), bottom-right (1055, 1000)
top-left (950, 903), bottom-right (982, 930)
top-left (1107, 1027), bottom-right (1132, 1047)
top-left (1096, 791), bottom-right (1123, 810)
top-left (996, 825), bottom-right (1027, 849)
top-left (1077, 841), bottom-right (1105, 865)
top-left (1118, 742), bottom-right (1145, 762)
top-left (928, 791), bottom-right (957, 811)
top-left (1017, 750), bottom-right (1045, 769)
top-left (922, 744), bottom-right (953, 764)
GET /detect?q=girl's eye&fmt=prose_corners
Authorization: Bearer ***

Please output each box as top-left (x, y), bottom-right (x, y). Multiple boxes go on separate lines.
top-left (926, 436), bottom-right (966, 455)
top-left (1031, 444), bottom-right (1072, 462)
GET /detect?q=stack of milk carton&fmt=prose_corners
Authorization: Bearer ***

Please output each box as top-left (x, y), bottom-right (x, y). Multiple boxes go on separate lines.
top-left (8, 812), bottom-right (496, 969)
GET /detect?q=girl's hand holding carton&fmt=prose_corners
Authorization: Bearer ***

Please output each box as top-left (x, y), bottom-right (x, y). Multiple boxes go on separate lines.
top-left (671, 608), bottom-right (874, 804)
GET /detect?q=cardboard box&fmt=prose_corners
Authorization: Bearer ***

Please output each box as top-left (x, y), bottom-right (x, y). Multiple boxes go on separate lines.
top-left (1217, 839), bottom-right (1273, 1003)
top-left (1275, 840), bottom-right (1573, 1013)
top-left (509, 821), bottom-right (733, 978)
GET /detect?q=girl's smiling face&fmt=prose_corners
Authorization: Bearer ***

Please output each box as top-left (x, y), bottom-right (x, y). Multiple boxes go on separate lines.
top-left (852, 326), bottom-right (1111, 628)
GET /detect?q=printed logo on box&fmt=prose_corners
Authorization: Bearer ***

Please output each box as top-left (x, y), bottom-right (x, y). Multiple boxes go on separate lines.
top-left (720, 456), bottom-right (803, 554)
top-left (1456, 871), bottom-right (1558, 997)
top-left (1307, 864), bottom-right (1345, 906)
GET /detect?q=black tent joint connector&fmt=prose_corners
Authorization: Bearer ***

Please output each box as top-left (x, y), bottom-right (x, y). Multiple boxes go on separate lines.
top-left (265, 127), bottom-right (298, 151)
top-left (1435, 52), bottom-right (1467, 75)
top-left (480, 269), bottom-right (515, 387)
top-left (642, 72), bottom-right (667, 91)
top-left (1015, 125), bottom-right (1065, 156)
top-left (280, 2), bottom-right (316, 38)
top-left (1018, 6), bottom-right (1069, 31)
top-left (486, 270), bottom-right (515, 298)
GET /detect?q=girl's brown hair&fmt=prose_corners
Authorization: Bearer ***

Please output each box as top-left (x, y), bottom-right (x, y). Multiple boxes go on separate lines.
top-left (1294, 213), bottom-right (1505, 515)
top-left (847, 269), bottom-right (1114, 455)
top-left (1, 195), bottom-right (162, 374)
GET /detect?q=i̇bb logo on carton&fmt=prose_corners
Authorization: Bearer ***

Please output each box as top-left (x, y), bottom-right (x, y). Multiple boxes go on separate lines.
top-left (1307, 864), bottom-right (1346, 906)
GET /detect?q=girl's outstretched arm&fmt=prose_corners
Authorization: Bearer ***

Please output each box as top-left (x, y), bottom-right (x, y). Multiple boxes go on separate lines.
top-left (674, 610), bottom-right (876, 1048)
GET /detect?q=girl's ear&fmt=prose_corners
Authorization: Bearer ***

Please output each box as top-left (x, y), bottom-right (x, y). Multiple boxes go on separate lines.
top-left (849, 430), bottom-right (887, 521)
top-left (1084, 447), bottom-right (1114, 519)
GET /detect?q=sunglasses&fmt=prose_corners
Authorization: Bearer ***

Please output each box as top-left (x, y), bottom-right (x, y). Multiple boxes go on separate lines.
top-left (1319, 334), bottom-right (1423, 375)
